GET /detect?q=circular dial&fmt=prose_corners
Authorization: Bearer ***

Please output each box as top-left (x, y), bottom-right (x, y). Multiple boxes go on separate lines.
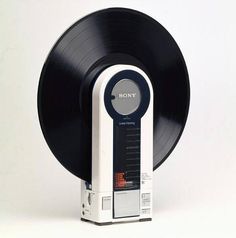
top-left (111, 79), bottom-right (141, 116)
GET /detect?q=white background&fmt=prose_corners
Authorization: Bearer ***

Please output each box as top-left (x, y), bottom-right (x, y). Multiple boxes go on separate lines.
top-left (0, 0), bottom-right (236, 237)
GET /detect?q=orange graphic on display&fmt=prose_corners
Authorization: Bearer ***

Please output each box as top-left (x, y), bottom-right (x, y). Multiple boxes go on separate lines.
top-left (115, 172), bottom-right (126, 188)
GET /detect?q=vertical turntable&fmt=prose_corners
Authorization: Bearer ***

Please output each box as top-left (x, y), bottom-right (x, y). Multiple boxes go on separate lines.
top-left (38, 8), bottom-right (190, 225)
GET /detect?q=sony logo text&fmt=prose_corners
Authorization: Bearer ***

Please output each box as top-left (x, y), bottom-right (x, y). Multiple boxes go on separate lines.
top-left (118, 93), bottom-right (136, 99)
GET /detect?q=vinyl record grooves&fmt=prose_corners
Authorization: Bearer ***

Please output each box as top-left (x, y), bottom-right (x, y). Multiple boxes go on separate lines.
top-left (38, 8), bottom-right (190, 182)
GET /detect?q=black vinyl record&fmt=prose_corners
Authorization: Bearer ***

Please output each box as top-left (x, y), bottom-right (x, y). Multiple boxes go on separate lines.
top-left (38, 8), bottom-right (190, 183)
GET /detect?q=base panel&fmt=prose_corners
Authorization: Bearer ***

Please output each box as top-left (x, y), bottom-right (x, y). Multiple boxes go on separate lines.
top-left (81, 217), bottom-right (152, 226)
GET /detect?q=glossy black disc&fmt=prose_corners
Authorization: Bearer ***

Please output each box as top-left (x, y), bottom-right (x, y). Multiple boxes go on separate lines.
top-left (38, 8), bottom-right (190, 182)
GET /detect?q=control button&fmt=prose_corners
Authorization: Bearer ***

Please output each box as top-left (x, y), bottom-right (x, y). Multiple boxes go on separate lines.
top-left (88, 193), bottom-right (91, 205)
top-left (142, 193), bottom-right (151, 207)
top-left (111, 79), bottom-right (141, 115)
top-left (102, 196), bottom-right (111, 210)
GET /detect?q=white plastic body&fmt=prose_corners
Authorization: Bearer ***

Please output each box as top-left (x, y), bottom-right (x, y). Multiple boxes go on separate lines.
top-left (81, 65), bottom-right (153, 224)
